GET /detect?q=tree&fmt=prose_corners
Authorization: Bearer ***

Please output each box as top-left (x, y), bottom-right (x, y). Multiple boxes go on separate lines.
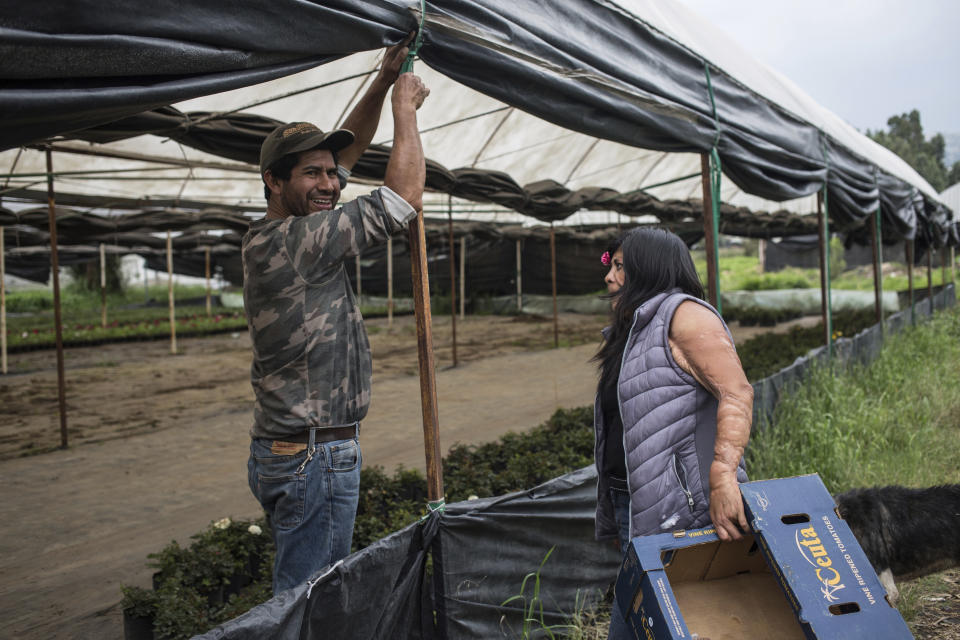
top-left (868, 110), bottom-right (960, 192)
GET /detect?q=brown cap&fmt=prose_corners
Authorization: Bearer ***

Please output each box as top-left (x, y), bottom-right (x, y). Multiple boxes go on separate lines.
top-left (259, 122), bottom-right (355, 174)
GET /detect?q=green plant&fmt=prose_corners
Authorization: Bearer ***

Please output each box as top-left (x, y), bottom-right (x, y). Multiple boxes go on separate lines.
top-left (153, 582), bottom-right (212, 640)
top-left (501, 546), bottom-right (575, 639)
top-left (740, 270), bottom-right (813, 291)
top-left (136, 517), bottom-right (272, 639)
top-left (120, 585), bottom-right (158, 618)
top-left (828, 235), bottom-right (846, 278)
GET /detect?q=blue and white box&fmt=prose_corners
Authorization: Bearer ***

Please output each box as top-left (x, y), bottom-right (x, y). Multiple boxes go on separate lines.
top-left (613, 474), bottom-right (912, 639)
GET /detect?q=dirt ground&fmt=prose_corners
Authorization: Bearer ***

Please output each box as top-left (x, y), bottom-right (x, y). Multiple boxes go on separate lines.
top-left (0, 311), bottom-right (951, 639)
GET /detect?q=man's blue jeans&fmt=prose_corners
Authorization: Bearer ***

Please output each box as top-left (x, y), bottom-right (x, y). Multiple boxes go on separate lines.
top-left (248, 435), bottom-right (362, 594)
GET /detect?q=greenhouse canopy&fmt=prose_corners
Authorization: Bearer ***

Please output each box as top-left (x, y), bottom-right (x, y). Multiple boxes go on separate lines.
top-left (0, 0), bottom-right (955, 246)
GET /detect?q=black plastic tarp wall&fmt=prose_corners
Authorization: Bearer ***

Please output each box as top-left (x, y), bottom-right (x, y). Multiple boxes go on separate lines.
top-left (194, 465), bottom-right (622, 640)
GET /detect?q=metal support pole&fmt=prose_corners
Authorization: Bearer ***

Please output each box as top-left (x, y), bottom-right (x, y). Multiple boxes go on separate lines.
top-left (516, 238), bottom-right (522, 312)
top-left (46, 149), bottom-right (69, 448)
top-left (100, 243), bottom-right (108, 328)
top-left (407, 211), bottom-right (443, 502)
top-left (869, 208), bottom-right (884, 334)
top-left (205, 246), bottom-right (212, 316)
top-left (447, 201), bottom-right (457, 367)
top-left (550, 223), bottom-right (558, 348)
top-left (167, 231), bottom-right (177, 355)
top-left (459, 236), bottom-right (465, 320)
top-left (906, 241), bottom-right (915, 326)
top-left (816, 191), bottom-right (832, 355)
top-left (0, 226), bottom-right (6, 375)
top-left (386, 236), bottom-right (394, 327)
top-left (700, 154), bottom-right (719, 309)
top-left (941, 248), bottom-right (948, 290)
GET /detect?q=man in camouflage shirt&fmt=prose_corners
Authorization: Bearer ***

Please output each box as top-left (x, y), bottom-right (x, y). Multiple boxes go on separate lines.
top-left (242, 39), bottom-right (430, 594)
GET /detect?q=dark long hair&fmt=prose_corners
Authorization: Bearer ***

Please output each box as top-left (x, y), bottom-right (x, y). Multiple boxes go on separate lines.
top-left (594, 228), bottom-right (705, 394)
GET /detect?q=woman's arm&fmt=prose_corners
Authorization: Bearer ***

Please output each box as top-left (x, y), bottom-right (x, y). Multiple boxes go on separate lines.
top-left (669, 300), bottom-right (753, 541)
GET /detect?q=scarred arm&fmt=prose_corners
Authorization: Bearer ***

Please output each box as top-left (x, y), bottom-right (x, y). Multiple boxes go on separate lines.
top-left (669, 300), bottom-right (753, 541)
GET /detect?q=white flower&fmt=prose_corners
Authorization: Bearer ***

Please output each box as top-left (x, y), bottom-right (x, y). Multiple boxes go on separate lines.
top-left (21, 332), bottom-right (28, 338)
top-left (248, 524), bottom-right (262, 535)
top-left (213, 517), bottom-right (232, 530)
top-left (467, 495), bottom-right (479, 501)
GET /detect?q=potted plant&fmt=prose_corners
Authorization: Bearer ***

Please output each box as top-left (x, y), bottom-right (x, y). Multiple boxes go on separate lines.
top-left (121, 586), bottom-right (157, 640)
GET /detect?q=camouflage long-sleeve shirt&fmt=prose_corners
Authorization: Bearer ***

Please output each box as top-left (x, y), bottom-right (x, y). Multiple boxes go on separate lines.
top-left (242, 187), bottom-right (415, 440)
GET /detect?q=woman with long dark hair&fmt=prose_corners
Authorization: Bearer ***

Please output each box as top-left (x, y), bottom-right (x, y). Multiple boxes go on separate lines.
top-left (594, 228), bottom-right (752, 556)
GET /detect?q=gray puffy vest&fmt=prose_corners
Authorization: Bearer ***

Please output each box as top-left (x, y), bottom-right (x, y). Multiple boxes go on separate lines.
top-left (594, 290), bottom-right (748, 540)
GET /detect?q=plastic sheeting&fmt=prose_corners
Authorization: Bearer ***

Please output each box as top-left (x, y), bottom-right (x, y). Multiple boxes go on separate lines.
top-left (0, 0), bottom-right (953, 243)
top-left (195, 466), bottom-right (621, 640)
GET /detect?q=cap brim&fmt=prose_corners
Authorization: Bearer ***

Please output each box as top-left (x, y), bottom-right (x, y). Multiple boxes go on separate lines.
top-left (286, 129), bottom-right (355, 156)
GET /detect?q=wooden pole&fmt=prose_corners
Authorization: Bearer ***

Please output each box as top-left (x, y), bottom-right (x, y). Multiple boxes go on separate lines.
top-left (1, 226), bottom-right (6, 375)
top-left (205, 246), bottom-right (212, 316)
top-left (869, 209), bottom-right (883, 328)
top-left (700, 154), bottom-right (719, 308)
top-left (459, 236), bottom-right (466, 320)
top-left (941, 248), bottom-right (948, 290)
top-left (927, 246), bottom-right (934, 312)
top-left (386, 236), bottom-right (394, 327)
top-left (516, 238), bottom-right (523, 312)
top-left (952, 247), bottom-right (956, 284)
top-left (46, 149), bottom-right (69, 448)
top-left (355, 253), bottom-right (362, 301)
top-left (99, 243), bottom-right (107, 328)
top-left (816, 192), bottom-right (831, 352)
top-left (167, 231), bottom-right (177, 355)
top-left (906, 241), bottom-right (915, 326)
top-left (447, 201), bottom-right (457, 367)
top-left (550, 223), bottom-right (559, 348)
top-left (408, 211), bottom-right (443, 502)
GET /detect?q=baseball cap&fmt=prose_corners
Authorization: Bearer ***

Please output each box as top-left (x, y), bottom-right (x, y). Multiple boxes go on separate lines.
top-left (259, 122), bottom-right (355, 174)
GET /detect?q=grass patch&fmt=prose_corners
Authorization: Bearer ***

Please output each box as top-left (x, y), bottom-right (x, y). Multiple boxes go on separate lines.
top-left (689, 247), bottom-right (954, 293)
top-left (747, 306), bottom-right (960, 492)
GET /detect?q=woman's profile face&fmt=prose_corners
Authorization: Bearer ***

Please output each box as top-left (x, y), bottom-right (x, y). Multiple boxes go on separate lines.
top-left (604, 248), bottom-right (625, 295)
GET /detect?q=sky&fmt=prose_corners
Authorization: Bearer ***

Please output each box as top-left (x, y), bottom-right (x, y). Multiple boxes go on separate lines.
top-left (677, 0), bottom-right (960, 139)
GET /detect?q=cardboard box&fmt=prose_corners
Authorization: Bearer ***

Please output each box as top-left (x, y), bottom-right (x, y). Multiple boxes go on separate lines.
top-left (613, 474), bottom-right (912, 639)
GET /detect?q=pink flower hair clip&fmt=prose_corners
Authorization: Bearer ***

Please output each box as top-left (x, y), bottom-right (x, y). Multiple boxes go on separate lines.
top-left (600, 251), bottom-right (611, 266)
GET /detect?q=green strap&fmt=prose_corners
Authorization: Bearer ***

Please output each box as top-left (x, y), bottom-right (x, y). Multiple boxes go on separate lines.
top-left (703, 63), bottom-right (722, 314)
top-left (401, 0), bottom-right (427, 73)
top-left (874, 169), bottom-right (885, 339)
top-left (419, 498), bottom-right (446, 522)
top-left (819, 133), bottom-right (833, 358)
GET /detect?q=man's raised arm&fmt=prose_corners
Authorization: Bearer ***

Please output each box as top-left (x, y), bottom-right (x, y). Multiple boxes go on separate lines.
top-left (383, 74), bottom-right (429, 212)
top-left (337, 35), bottom-right (414, 171)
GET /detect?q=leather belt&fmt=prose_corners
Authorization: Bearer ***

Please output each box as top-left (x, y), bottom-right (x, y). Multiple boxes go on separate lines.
top-left (280, 423), bottom-right (359, 445)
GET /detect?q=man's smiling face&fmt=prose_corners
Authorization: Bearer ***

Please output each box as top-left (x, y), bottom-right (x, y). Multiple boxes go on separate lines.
top-left (270, 148), bottom-right (340, 218)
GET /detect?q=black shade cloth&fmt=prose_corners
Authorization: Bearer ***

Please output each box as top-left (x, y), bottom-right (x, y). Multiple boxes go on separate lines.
top-left (0, 0), bottom-right (951, 244)
top-left (0, 1), bottom-right (414, 150)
